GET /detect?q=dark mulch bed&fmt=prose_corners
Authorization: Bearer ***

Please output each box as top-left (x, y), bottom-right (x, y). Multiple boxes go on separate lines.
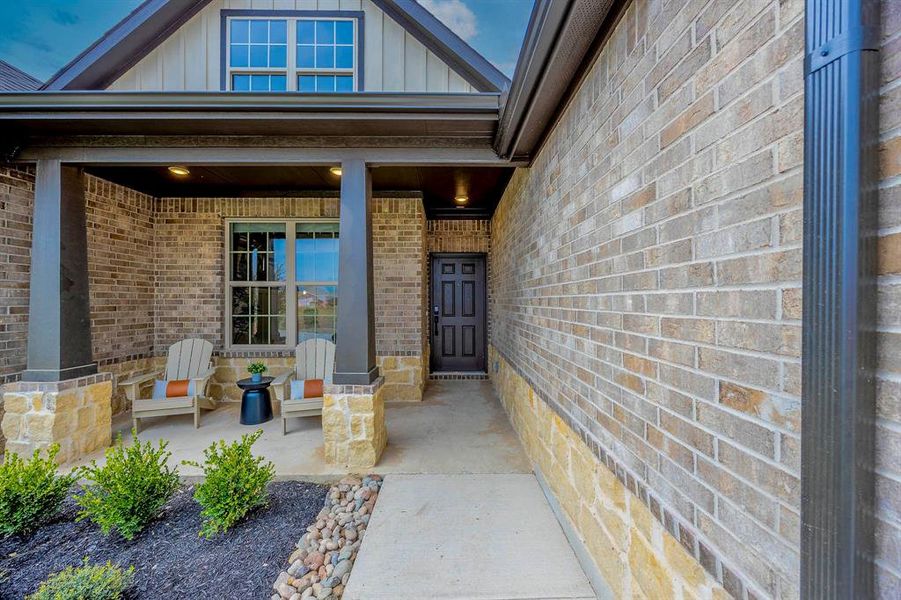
top-left (0, 481), bottom-right (328, 600)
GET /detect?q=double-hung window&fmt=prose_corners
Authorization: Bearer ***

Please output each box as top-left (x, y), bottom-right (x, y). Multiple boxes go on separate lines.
top-left (226, 14), bottom-right (358, 92)
top-left (227, 220), bottom-right (339, 349)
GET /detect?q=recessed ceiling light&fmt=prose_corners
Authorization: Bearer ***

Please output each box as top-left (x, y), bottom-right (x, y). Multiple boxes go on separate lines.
top-left (168, 165), bottom-right (190, 177)
top-left (329, 166), bottom-right (342, 176)
top-left (454, 195), bottom-right (468, 204)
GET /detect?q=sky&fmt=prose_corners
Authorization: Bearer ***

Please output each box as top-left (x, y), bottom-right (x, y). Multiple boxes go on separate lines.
top-left (0, 0), bottom-right (533, 83)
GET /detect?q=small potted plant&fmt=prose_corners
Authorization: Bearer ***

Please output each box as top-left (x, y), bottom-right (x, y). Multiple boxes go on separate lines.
top-left (247, 362), bottom-right (267, 383)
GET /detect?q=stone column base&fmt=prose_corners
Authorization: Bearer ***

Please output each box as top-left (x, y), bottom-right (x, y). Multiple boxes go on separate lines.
top-left (323, 377), bottom-right (387, 468)
top-left (2, 373), bottom-right (113, 464)
top-left (377, 355), bottom-right (425, 402)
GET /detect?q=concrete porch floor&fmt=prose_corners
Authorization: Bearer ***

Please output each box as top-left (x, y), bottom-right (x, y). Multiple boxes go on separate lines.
top-left (69, 380), bottom-right (531, 477)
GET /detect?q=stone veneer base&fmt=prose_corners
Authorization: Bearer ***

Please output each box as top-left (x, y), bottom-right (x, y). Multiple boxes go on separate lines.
top-left (1, 373), bottom-right (113, 464)
top-left (322, 377), bottom-right (387, 469)
top-left (489, 346), bottom-right (732, 600)
top-left (377, 355), bottom-right (425, 402)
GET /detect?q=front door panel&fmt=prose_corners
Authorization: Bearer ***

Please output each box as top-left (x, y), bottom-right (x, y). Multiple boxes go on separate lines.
top-left (431, 254), bottom-right (486, 372)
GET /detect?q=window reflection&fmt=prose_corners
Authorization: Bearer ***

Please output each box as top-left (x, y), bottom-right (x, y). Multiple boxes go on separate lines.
top-left (229, 223), bottom-right (287, 346)
top-left (296, 223), bottom-right (338, 281)
top-left (297, 285), bottom-right (337, 343)
top-left (296, 223), bottom-right (339, 342)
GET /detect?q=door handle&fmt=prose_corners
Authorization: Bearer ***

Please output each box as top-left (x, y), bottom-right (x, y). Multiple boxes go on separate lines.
top-left (433, 305), bottom-right (439, 336)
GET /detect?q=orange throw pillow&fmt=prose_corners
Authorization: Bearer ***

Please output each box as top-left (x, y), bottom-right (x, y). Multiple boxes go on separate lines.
top-left (303, 379), bottom-right (323, 398)
top-left (165, 379), bottom-right (190, 398)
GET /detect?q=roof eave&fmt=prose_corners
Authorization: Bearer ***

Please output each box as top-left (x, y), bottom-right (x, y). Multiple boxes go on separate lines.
top-left (0, 91), bottom-right (501, 139)
top-left (494, 0), bottom-right (619, 162)
top-left (0, 90), bottom-right (501, 112)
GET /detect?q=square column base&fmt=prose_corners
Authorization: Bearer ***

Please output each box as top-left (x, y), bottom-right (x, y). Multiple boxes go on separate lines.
top-left (2, 373), bottom-right (113, 464)
top-left (322, 377), bottom-right (387, 469)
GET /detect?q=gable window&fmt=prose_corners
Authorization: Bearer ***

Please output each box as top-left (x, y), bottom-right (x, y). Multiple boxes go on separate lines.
top-left (296, 20), bottom-right (355, 92)
top-left (225, 13), bottom-right (359, 92)
top-left (226, 220), bottom-right (339, 349)
top-left (228, 19), bottom-right (288, 91)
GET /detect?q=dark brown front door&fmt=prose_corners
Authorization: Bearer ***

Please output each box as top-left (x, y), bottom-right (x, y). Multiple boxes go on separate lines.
top-left (430, 253), bottom-right (486, 372)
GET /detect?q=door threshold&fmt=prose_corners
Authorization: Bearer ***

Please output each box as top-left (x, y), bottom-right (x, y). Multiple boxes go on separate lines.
top-left (429, 371), bottom-right (489, 380)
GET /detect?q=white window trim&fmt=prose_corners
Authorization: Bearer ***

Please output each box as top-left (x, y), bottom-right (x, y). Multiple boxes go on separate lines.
top-left (224, 217), bottom-right (339, 351)
top-left (225, 15), bottom-right (359, 92)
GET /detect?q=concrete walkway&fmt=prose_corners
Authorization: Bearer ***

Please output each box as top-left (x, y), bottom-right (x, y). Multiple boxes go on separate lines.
top-left (344, 474), bottom-right (597, 600)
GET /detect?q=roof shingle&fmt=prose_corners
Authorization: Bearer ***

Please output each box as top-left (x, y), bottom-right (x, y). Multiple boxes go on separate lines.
top-left (0, 60), bottom-right (42, 91)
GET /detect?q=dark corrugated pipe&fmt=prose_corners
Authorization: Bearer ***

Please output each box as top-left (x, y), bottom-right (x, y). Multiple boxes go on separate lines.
top-left (801, 1), bottom-right (880, 597)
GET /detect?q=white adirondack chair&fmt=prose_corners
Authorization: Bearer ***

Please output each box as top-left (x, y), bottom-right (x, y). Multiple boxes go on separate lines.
top-left (119, 339), bottom-right (217, 432)
top-left (272, 338), bottom-right (335, 435)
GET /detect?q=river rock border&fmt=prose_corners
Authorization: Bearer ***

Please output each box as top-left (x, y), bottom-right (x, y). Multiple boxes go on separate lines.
top-left (271, 474), bottom-right (382, 600)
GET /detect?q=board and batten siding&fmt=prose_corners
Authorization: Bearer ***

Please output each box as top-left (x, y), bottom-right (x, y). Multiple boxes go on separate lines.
top-left (107, 0), bottom-right (474, 92)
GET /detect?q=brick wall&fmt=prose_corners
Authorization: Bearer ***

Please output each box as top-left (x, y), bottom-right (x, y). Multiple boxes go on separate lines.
top-left (0, 170), bottom-right (159, 416)
top-left (876, 3), bottom-right (901, 597)
top-left (490, 1), bottom-right (803, 598)
top-left (374, 198), bottom-right (426, 355)
top-left (0, 166), bottom-right (33, 385)
top-left (427, 219), bottom-right (490, 253)
top-left (86, 176), bottom-right (156, 365)
top-left (154, 199), bottom-right (233, 352)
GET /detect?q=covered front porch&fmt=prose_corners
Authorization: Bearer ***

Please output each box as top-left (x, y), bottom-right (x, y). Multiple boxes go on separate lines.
top-left (1, 117), bottom-right (513, 472)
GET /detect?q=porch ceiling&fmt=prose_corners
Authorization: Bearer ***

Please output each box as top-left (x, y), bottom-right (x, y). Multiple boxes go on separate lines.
top-left (86, 164), bottom-right (513, 218)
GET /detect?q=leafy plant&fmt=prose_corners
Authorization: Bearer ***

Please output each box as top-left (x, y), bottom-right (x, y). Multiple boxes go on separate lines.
top-left (0, 444), bottom-right (77, 536)
top-left (75, 431), bottom-right (180, 540)
top-left (27, 559), bottom-right (134, 600)
top-left (247, 362), bottom-right (268, 376)
top-left (184, 430), bottom-right (274, 538)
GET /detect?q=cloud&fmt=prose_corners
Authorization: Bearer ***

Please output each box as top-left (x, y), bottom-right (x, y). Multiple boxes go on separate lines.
top-left (418, 0), bottom-right (478, 41)
top-left (52, 9), bottom-right (79, 26)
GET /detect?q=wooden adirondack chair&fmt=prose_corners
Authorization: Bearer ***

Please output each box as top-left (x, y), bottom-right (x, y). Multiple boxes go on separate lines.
top-left (272, 338), bottom-right (335, 435)
top-left (119, 339), bottom-right (217, 432)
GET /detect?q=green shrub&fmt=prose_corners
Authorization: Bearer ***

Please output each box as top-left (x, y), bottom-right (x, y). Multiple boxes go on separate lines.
top-left (75, 431), bottom-right (179, 540)
top-left (27, 559), bottom-right (134, 600)
top-left (184, 430), bottom-right (274, 538)
top-left (0, 444), bottom-right (77, 536)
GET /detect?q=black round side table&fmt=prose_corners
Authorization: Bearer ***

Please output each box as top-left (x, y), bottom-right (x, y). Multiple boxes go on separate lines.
top-left (237, 376), bottom-right (274, 425)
